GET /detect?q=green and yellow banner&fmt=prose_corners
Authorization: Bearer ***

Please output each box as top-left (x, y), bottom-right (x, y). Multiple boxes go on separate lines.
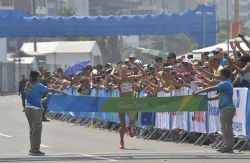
top-left (48, 95), bottom-right (208, 112)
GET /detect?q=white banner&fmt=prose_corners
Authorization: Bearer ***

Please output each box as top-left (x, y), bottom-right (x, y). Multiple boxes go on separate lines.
top-left (171, 88), bottom-right (189, 130)
top-left (207, 91), bottom-right (221, 133)
top-left (189, 112), bottom-right (207, 133)
top-left (155, 91), bottom-right (171, 129)
top-left (155, 112), bottom-right (171, 129)
top-left (188, 83), bottom-right (207, 133)
top-left (232, 88), bottom-right (248, 136)
top-left (154, 87), bottom-right (249, 137)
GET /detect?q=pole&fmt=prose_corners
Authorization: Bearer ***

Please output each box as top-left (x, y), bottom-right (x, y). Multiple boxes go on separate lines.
top-left (32, 0), bottom-right (37, 52)
top-left (203, 14), bottom-right (206, 48)
top-left (235, 0), bottom-right (240, 21)
top-left (226, 0), bottom-right (229, 53)
top-left (162, 0), bottom-right (166, 51)
top-left (17, 38), bottom-right (21, 83)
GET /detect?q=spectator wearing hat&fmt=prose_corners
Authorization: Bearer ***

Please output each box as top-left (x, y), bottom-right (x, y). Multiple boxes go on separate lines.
top-left (148, 64), bottom-right (157, 76)
top-left (128, 54), bottom-right (136, 64)
top-left (133, 59), bottom-right (143, 75)
top-left (167, 52), bottom-right (177, 65)
top-left (124, 58), bottom-right (131, 67)
top-left (212, 48), bottom-right (228, 67)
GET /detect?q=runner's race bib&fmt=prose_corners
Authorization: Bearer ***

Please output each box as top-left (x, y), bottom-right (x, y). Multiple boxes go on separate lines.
top-left (120, 82), bottom-right (133, 93)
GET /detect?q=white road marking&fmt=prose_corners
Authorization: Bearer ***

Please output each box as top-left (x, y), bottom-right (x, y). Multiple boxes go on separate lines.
top-left (82, 154), bottom-right (118, 162)
top-left (0, 133), bottom-right (12, 138)
top-left (40, 144), bottom-right (50, 148)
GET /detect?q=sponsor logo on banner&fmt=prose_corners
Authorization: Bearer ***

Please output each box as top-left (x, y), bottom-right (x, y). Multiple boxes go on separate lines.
top-left (233, 90), bottom-right (240, 108)
top-left (117, 101), bottom-right (148, 110)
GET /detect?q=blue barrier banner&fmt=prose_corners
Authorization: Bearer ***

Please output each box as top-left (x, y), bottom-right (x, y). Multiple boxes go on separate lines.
top-left (47, 94), bottom-right (208, 112)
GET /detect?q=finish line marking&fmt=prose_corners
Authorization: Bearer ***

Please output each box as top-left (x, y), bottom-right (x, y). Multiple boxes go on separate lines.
top-left (0, 133), bottom-right (12, 138)
top-left (40, 144), bottom-right (50, 148)
top-left (81, 154), bottom-right (118, 162)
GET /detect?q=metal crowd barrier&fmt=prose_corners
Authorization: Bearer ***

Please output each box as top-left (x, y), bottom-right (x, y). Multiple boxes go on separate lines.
top-left (46, 87), bottom-right (250, 151)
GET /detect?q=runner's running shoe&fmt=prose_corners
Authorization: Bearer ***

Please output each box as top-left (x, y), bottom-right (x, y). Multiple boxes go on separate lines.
top-left (126, 125), bottom-right (135, 137)
top-left (120, 140), bottom-right (124, 149)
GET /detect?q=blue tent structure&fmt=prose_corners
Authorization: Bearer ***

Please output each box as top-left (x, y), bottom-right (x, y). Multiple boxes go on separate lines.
top-left (0, 5), bottom-right (217, 47)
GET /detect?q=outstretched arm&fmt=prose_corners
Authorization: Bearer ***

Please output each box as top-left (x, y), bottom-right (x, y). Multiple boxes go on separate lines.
top-left (239, 34), bottom-right (250, 50)
top-left (193, 85), bottom-right (216, 95)
top-left (234, 39), bottom-right (249, 56)
top-left (48, 88), bottom-right (66, 95)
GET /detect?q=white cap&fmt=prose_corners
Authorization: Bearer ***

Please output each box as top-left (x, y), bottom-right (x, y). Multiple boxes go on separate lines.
top-left (134, 59), bottom-right (142, 65)
top-left (92, 69), bottom-right (97, 75)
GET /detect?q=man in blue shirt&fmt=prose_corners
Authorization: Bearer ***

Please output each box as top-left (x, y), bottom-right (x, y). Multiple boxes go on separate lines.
top-left (194, 68), bottom-right (235, 153)
top-left (25, 71), bottom-right (65, 156)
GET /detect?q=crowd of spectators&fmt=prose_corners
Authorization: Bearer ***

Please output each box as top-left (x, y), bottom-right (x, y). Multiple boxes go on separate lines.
top-left (38, 34), bottom-right (250, 97)
top-left (34, 34), bottom-right (250, 152)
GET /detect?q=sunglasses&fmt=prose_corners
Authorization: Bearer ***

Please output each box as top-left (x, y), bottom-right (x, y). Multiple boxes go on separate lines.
top-left (163, 73), bottom-right (171, 77)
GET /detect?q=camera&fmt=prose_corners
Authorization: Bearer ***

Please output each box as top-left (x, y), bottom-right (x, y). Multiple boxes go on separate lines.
top-left (188, 54), bottom-right (193, 59)
top-left (95, 76), bottom-right (102, 83)
top-left (105, 68), bottom-right (112, 74)
top-left (238, 34), bottom-right (244, 38)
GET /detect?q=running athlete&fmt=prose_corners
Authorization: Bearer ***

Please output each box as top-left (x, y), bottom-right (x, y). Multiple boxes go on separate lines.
top-left (110, 63), bottom-right (146, 149)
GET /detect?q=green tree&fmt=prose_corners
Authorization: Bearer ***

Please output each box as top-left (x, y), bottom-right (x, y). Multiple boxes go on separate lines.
top-left (242, 21), bottom-right (250, 36)
top-left (150, 34), bottom-right (198, 55)
top-left (60, 8), bottom-right (76, 16)
top-left (217, 19), bottom-right (229, 43)
top-left (218, 19), bottom-right (250, 43)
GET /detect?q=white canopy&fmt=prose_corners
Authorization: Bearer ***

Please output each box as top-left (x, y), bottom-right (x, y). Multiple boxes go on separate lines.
top-left (20, 41), bottom-right (102, 56)
top-left (192, 36), bottom-right (250, 54)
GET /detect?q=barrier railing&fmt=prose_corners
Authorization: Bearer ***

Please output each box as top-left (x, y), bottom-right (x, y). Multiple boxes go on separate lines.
top-left (47, 87), bottom-right (250, 151)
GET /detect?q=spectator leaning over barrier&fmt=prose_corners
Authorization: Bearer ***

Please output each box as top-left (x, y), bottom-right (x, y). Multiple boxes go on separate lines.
top-left (200, 52), bottom-right (209, 66)
top-left (109, 62), bottom-right (146, 149)
top-left (25, 70), bottom-right (66, 156)
top-left (212, 47), bottom-right (228, 67)
top-left (140, 64), bottom-right (159, 97)
top-left (155, 56), bottom-right (164, 71)
top-left (193, 68), bottom-right (235, 153)
top-left (196, 56), bottom-right (222, 86)
top-left (77, 77), bottom-right (91, 96)
top-left (227, 55), bottom-right (250, 87)
top-left (157, 66), bottom-right (181, 93)
top-left (167, 52), bottom-right (177, 66)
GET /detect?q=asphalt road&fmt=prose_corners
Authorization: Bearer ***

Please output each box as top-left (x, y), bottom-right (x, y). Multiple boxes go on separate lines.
top-left (0, 95), bottom-right (250, 163)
